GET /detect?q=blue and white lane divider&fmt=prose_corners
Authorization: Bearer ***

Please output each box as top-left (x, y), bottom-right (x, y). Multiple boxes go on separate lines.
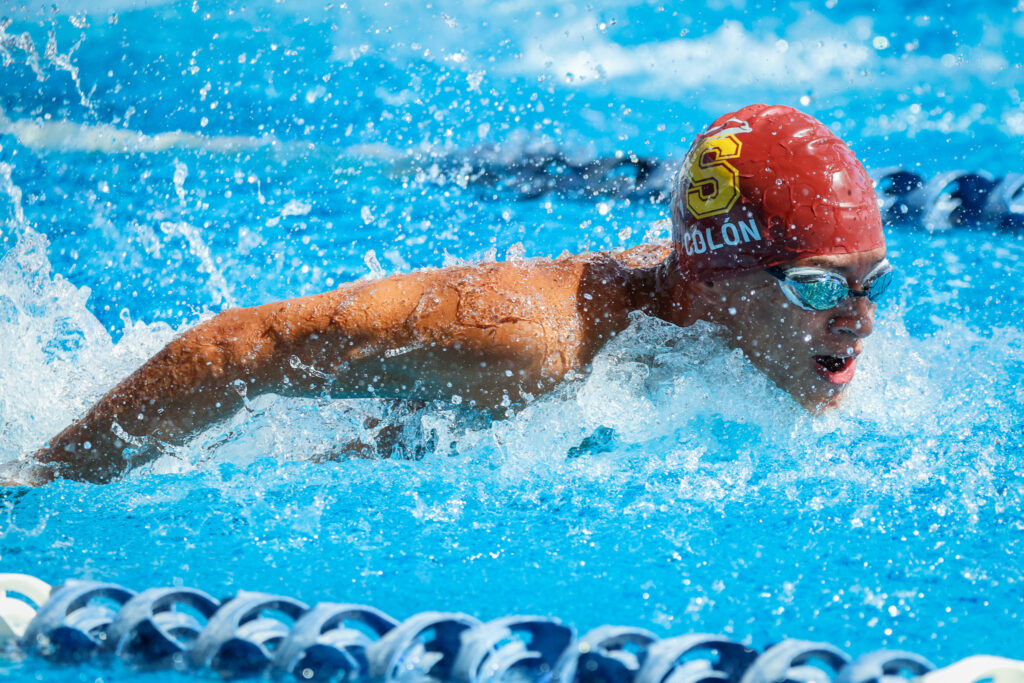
top-left (437, 152), bottom-right (1024, 231)
top-left (868, 168), bottom-right (1024, 231)
top-left (0, 573), bottom-right (1020, 682)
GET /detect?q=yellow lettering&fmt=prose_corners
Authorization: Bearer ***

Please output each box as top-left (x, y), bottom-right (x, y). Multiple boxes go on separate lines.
top-left (685, 134), bottom-right (742, 219)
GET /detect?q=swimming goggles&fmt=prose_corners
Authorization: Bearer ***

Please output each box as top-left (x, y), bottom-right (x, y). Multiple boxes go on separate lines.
top-left (765, 260), bottom-right (895, 311)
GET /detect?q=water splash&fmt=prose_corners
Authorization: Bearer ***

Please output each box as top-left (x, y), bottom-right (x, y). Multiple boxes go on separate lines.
top-left (0, 158), bottom-right (176, 466)
top-left (0, 19), bottom-right (45, 81)
top-left (44, 27), bottom-right (93, 111)
top-left (172, 160), bottom-right (189, 205)
top-left (0, 158), bottom-right (26, 235)
top-left (126, 301), bottom-right (1023, 527)
top-left (159, 221), bottom-right (235, 307)
top-left (363, 249), bottom-right (385, 278)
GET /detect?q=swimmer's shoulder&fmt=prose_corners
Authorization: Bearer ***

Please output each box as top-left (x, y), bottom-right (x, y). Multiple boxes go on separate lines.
top-left (607, 240), bottom-right (673, 269)
top-left (545, 240), bottom-right (671, 295)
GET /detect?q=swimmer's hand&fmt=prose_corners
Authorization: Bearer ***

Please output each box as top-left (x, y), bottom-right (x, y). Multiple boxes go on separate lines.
top-left (0, 461), bottom-right (52, 487)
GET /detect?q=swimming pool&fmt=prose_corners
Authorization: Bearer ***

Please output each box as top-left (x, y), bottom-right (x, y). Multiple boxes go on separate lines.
top-left (1, 0), bottom-right (1023, 679)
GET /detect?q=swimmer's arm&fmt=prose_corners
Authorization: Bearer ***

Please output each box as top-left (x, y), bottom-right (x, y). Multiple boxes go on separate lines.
top-left (30, 274), bottom-right (440, 484)
top-left (29, 256), bottom-right (602, 485)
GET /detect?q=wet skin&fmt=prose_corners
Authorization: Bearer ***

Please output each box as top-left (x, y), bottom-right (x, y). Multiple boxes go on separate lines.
top-left (16, 242), bottom-right (885, 483)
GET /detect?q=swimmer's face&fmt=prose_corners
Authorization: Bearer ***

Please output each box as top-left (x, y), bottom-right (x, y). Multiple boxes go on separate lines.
top-left (705, 247), bottom-right (887, 412)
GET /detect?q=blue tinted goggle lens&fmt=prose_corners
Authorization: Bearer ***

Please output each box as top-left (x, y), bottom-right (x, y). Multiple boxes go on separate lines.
top-left (864, 267), bottom-right (894, 301)
top-left (789, 277), bottom-right (849, 310)
top-left (770, 263), bottom-right (894, 311)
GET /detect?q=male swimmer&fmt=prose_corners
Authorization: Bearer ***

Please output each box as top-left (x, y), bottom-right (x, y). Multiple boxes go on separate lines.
top-left (16, 104), bottom-right (893, 484)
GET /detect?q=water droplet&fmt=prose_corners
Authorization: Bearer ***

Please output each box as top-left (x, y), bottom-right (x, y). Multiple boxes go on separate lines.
top-left (230, 379), bottom-right (248, 398)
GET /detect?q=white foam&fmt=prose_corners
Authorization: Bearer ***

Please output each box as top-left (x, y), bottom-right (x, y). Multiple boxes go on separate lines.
top-left (518, 17), bottom-right (874, 91)
top-left (864, 102), bottom-right (992, 138)
top-left (0, 115), bottom-right (282, 155)
top-left (323, 1), bottom-right (1013, 104)
top-left (519, 15), bottom-right (1010, 98)
top-left (0, 113), bottom-right (418, 163)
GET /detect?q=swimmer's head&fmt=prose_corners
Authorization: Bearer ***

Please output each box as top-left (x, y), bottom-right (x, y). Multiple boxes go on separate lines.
top-left (669, 105), bottom-right (887, 411)
top-left (670, 104), bottom-right (884, 283)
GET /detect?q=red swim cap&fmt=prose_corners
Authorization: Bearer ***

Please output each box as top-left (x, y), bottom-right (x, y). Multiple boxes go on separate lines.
top-left (670, 104), bottom-right (884, 282)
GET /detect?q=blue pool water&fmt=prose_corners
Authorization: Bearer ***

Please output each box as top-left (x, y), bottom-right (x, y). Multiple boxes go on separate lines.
top-left (2, 0), bottom-right (1024, 678)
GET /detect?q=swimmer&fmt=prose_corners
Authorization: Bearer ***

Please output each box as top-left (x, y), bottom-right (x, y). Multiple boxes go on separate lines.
top-left (14, 104), bottom-right (893, 484)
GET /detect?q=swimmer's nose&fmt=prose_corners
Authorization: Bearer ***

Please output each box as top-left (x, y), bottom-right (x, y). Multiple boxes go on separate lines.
top-left (829, 296), bottom-right (874, 339)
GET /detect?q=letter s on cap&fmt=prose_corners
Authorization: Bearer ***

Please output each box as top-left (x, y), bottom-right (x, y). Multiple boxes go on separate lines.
top-left (685, 134), bottom-right (743, 219)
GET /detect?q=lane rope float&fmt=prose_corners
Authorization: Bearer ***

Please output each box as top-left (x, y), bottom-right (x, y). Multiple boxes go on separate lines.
top-left (0, 573), bottom-right (51, 640)
top-left (1, 572), bottom-right (1020, 682)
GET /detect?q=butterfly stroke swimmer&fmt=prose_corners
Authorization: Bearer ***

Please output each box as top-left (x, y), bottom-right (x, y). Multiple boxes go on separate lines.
top-left (15, 104), bottom-right (893, 484)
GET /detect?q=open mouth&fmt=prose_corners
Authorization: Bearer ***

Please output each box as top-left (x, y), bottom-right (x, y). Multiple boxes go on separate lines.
top-left (814, 355), bottom-right (857, 384)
